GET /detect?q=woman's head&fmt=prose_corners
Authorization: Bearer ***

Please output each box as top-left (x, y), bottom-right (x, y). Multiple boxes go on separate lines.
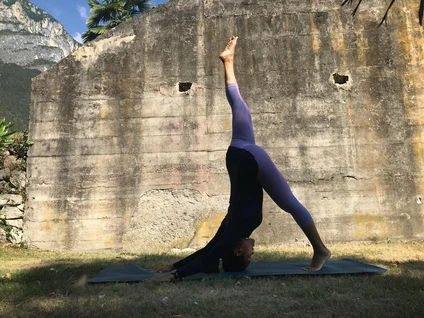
top-left (222, 238), bottom-right (255, 272)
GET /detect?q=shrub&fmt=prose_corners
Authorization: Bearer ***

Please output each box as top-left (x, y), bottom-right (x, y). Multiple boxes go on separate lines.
top-left (0, 118), bottom-right (15, 151)
top-left (8, 130), bottom-right (33, 161)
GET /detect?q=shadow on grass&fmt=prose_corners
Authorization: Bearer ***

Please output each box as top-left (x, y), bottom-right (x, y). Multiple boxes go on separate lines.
top-left (0, 253), bottom-right (183, 317)
top-left (1, 250), bottom-right (424, 317)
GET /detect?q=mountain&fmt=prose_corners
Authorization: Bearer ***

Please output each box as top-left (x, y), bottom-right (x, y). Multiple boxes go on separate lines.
top-left (0, 0), bottom-right (81, 130)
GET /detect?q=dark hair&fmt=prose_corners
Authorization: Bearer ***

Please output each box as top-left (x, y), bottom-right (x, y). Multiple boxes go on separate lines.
top-left (222, 250), bottom-right (249, 272)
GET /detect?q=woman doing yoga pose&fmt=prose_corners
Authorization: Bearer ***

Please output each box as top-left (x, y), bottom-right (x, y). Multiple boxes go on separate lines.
top-left (150, 36), bottom-right (331, 282)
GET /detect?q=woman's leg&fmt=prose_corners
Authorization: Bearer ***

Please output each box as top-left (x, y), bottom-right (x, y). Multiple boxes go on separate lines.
top-left (220, 36), bottom-right (256, 145)
top-left (245, 144), bottom-right (331, 271)
top-left (220, 36), bottom-right (330, 270)
top-left (219, 36), bottom-right (238, 86)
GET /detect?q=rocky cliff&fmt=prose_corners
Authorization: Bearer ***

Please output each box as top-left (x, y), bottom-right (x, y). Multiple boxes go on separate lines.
top-left (0, 0), bottom-right (81, 129)
top-left (0, 0), bottom-right (80, 71)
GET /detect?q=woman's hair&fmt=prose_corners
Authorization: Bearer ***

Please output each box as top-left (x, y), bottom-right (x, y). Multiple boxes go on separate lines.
top-left (222, 249), bottom-right (249, 272)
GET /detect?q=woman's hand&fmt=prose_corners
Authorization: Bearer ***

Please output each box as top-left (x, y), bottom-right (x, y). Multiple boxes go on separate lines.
top-left (147, 273), bottom-right (174, 282)
top-left (151, 264), bottom-right (175, 273)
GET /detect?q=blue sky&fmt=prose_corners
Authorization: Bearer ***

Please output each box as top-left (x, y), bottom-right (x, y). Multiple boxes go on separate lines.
top-left (30, 0), bottom-right (169, 43)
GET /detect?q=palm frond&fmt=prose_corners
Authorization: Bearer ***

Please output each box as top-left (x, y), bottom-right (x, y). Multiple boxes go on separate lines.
top-left (82, 25), bottom-right (111, 43)
top-left (341, 0), bottom-right (424, 27)
top-left (82, 30), bottom-right (98, 43)
top-left (83, 0), bottom-right (155, 43)
top-left (352, 0), bottom-right (363, 17)
top-left (136, 0), bottom-right (155, 12)
top-left (87, 0), bottom-right (101, 8)
top-left (378, 0), bottom-right (396, 26)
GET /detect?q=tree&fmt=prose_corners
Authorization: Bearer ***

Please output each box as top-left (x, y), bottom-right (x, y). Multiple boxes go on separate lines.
top-left (341, 0), bottom-right (424, 27)
top-left (82, 0), bottom-right (154, 43)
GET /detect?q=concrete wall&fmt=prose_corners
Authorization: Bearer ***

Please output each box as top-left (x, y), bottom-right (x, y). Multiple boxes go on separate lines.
top-left (25, 0), bottom-right (424, 251)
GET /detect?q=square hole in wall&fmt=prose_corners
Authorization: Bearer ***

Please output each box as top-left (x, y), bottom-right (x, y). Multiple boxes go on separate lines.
top-left (179, 82), bottom-right (192, 92)
top-left (333, 73), bottom-right (349, 84)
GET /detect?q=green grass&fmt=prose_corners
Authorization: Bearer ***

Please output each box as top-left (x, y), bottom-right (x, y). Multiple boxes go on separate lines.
top-left (1, 241), bottom-right (424, 317)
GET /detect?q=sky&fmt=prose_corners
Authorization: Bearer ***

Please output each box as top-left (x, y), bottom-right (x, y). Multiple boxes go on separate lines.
top-left (30, 0), bottom-right (169, 43)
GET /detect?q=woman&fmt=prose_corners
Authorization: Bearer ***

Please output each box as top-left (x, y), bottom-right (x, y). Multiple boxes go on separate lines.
top-left (151, 36), bottom-right (331, 282)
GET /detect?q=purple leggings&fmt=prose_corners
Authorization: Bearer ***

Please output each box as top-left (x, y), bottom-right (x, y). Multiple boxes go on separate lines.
top-left (226, 84), bottom-right (313, 228)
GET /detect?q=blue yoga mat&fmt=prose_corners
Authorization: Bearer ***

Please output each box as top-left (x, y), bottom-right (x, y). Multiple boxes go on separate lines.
top-left (87, 259), bottom-right (387, 284)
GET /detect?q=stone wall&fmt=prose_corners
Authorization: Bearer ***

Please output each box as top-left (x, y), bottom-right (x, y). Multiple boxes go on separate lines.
top-left (0, 150), bottom-right (26, 245)
top-left (25, 0), bottom-right (424, 251)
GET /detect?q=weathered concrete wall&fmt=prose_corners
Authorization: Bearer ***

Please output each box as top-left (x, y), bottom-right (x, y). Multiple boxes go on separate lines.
top-left (25, 0), bottom-right (424, 251)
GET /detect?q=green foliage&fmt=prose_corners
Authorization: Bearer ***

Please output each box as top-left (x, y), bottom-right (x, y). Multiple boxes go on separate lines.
top-left (0, 118), bottom-right (15, 152)
top-left (20, 0), bottom-right (48, 22)
top-left (26, 59), bottom-right (55, 68)
top-left (3, 0), bottom-right (58, 23)
top-left (0, 221), bottom-right (13, 235)
top-left (7, 130), bottom-right (33, 161)
top-left (0, 29), bottom-right (33, 36)
top-left (3, 0), bottom-right (18, 6)
top-left (82, 0), bottom-right (154, 43)
top-left (0, 124), bottom-right (32, 199)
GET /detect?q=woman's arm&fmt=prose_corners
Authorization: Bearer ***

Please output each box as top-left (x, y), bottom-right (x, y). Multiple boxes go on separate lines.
top-left (173, 217), bottom-right (229, 270)
top-left (151, 216), bottom-right (229, 273)
top-left (174, 219), bottom-right (242, 278)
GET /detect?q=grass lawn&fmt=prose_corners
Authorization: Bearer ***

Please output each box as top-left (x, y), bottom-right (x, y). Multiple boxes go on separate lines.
top-left (1, 241), bottom-right (424, 317)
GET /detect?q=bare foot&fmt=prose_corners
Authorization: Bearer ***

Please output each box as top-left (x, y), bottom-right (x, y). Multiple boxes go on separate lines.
top-left (219, 36), bottom-right (238, 62)
top-left (302, 248), bottom-right (331, 271)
